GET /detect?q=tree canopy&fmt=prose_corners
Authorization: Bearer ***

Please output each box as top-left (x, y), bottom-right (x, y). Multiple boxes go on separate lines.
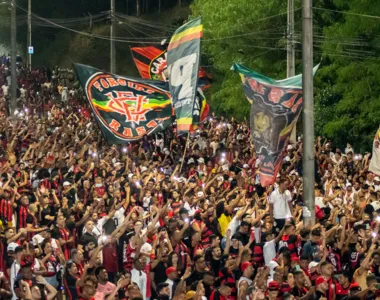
top-left (190, 0), bottom-right (380, 151)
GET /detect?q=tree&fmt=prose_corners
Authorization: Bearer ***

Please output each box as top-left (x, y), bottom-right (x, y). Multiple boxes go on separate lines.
top-left (314, 0), bottom-right (380, 151)
top-left (191, 0), bottom-right (291, 119)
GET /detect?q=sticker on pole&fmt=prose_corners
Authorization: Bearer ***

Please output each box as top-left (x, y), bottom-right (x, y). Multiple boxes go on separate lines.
top-left (28, 46), bottom-right (34, 54)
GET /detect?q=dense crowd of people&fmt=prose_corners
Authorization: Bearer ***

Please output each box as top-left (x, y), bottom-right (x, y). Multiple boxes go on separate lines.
top-left (0, 62), bottom-right (379, 300)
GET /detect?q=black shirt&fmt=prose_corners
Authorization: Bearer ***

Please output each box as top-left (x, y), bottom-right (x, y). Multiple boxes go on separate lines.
top-left (79, 232), bottom-right (98, 248)
top-left (186, 270), bottom-right (204, 286)
top-left (40, 205), bottom-right (55, 226)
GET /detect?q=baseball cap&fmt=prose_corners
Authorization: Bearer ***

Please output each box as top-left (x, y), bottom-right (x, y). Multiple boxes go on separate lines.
top-left (63, 181), bottom-right (71, 187)
top-left (350, 282), bottom-right (362, 291)
top-left (186, 291), bottom-right (196, 299)
top-left (243, 164), bottom-right (249, 169)
top-left (165, 267), bottom-right (177, 277)
top-left (7, 242), bottom-right (19, 252)
top-left (268, 281), bottom-right (280, 291)
top-left (240, 261), bottom-right (252, 273)
top-left (309, 261), bottom-right (319, 269)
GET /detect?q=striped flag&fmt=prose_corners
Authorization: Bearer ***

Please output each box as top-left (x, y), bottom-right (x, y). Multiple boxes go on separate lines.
top-left (167, 17), bottom-right (203, 135)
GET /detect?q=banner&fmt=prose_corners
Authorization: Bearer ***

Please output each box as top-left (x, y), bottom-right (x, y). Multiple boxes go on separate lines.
top-left (369, 128), bottom-right (380, 175)
top-left (131, 45), bottom-right (211, 89)
top-left (167, 17), bottom-right (203, 134)
top-left (131, 45), bottom-right (168, 81)
top-left (192, 88), bottom-right (210, 128)
top-left (74, 63), bottom-right (172, 144)
top-left (232, 63), bottom-right (318, 187)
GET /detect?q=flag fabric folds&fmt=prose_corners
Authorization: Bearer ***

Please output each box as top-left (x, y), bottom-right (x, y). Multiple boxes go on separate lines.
top-left (233, 63), bottom-right (318, 187)
top-left (131, 45), bottom-right (212, 90)
top-left (369, 128), bottom-right (380, 175)
top-left (74, 63), bottom-right (172, 144)
top-left (131, 45), bottom-right (168, 81)
top-left (167, 17), bottom-right (203, 135)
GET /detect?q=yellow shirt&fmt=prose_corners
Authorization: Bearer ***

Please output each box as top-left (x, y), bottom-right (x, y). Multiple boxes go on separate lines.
top-left (353, 268), bottom-right (369, 290)
top-left (218, 213), bottom-right (232, 236)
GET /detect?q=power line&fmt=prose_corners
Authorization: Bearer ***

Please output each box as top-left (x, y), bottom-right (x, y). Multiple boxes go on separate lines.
top-left (313, 7), bottom-right (380, 20)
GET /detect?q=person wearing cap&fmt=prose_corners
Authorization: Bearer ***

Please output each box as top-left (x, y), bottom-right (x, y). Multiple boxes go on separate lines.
top-left (237, 261), bottom-right (253, 300)
top-left (165, 266), bottom-right (178, 299)
top-left (196, 157), bottom-right (207, 177)
top-left (267, 281), bottom-right (280, 300)
top-left (311, 277), bottom-right (329, 300)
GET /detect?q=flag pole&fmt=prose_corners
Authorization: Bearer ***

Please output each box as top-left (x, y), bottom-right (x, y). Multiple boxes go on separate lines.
top-left (179, 134), bottom-right (190, 174)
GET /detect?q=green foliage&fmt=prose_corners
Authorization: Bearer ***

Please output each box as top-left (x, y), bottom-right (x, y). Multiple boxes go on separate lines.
top-left (191, 0), bottom-right (290, 120)
top-left (191, 0), bottom-right (380, 150)
top-left (314, 0), bottom-right (380, 151)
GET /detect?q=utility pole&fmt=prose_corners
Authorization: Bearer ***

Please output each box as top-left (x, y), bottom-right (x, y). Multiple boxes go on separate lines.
top-left (110, 0), bottom-right (116, 73)
top-left (10, 0), bottom-right (17, 115)
top-left (287, 0), bottom-right (297, 143)
top-left (28, 0), bottom-right (32, 70)
top-left (287, 0), bottom-right (295, 78)
top-left (136, 0), bottom-right (140, 17)
top-left (302, 0), bottom-right (315, 224)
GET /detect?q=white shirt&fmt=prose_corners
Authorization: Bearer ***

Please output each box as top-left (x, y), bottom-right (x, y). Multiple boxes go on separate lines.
top-left (165, 278), bottom-right (174, 299)
top-left (315, 196), bottom-right (326, 208)
top-left (113, 207), bottom-right (125, 228)
top-left (268, 260), bottom-right (279, 282)
top-left (131, 268), bottom-right (147, 300)
top-left (264, 240), bottom-right (277, 266)
top-left (82, 217), bottom-right (106, 237)
top-left (11, 261), bottom-right (20, 300)
top-left (2, 85), bottom-right (9, 96)
top-left (269, 189), bottom-right (292, 219)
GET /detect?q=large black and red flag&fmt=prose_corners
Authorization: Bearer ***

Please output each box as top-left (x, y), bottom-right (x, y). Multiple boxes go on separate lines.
top-left (74, 63), bottom-right (172, 144)
top-left (233, 63), bottom-right (318, 187)
top-left (131, 45), bottom-right (212, 89)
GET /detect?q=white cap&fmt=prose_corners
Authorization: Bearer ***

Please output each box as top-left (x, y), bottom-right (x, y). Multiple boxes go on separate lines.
top-left (222, 165), bottom-right (229, 171)
top-left (309, 261), bottom-right (319, 269)
top-left (346, 182), bottom-right (352, 187)
top-left (141, 166), bottom-right (148, 172)
top-left (287, 145), bottom-right (294, 150)
top-left (217, 176), bottom-right (224, 181)
top-left (128, 173), bottom-right (134, 179)
top-left (188, 158), bottom-right (195, 164)
top-left (63, 181), bottom-right (71, 187)
top-left (197, 191), bottom-right (204, 197)
top-left (7, 242), bottom-right (19, 252)
top-left (374, 177), bottom-right (380, 181)
top-left (285, 156), bottom-right (291, 162)
top-left (114, 162), bottom-right (122, 167)
top-left (243, 164), bottom-right (249, 169)
top-left (177, 177), bottom-right (185, 183)
top-left (198, 158), bottom-right (205, 164)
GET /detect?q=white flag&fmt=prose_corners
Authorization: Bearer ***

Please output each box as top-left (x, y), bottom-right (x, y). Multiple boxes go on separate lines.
top-left (369, 128), bottom-right (380, 175)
